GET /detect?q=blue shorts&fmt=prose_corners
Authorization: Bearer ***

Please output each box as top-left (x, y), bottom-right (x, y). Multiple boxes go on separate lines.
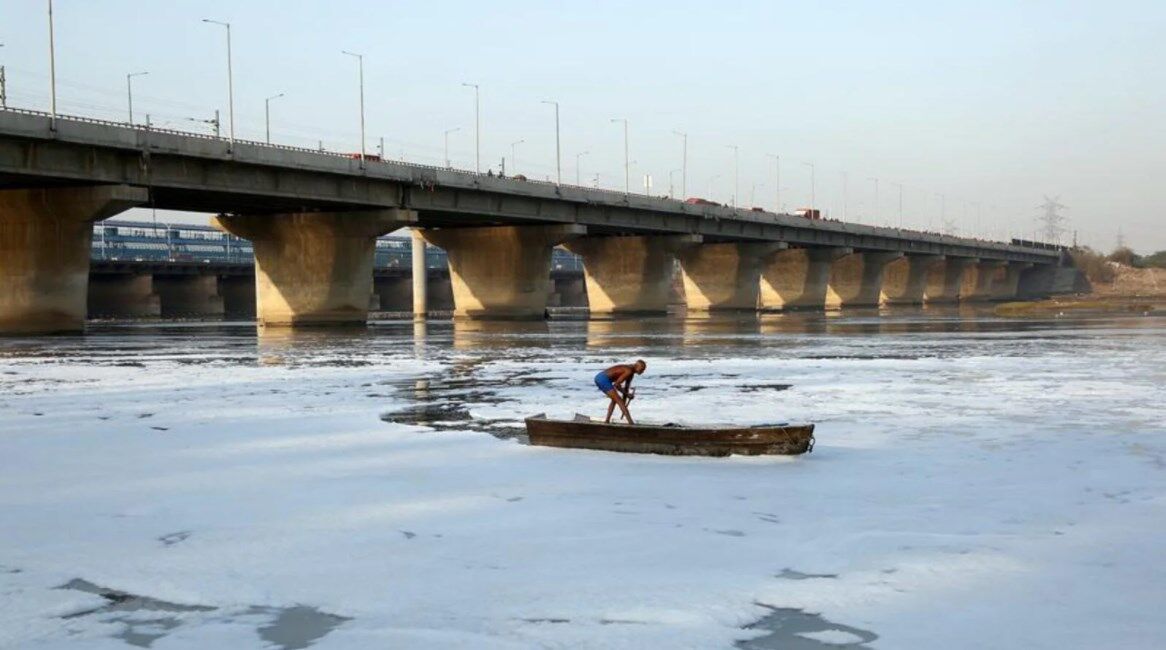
top-left (594, 371), bottom-right (615, 394)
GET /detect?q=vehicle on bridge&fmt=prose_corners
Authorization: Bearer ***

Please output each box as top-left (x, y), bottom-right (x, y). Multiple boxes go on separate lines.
top-left (795, 208), bottom-right (822, 220)
top-left (684, 197), bottom-right (720, 206)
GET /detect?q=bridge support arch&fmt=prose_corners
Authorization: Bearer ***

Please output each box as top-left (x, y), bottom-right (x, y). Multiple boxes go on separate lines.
top-left (759, 247), bottom-right (851, 311)
top-left (923, 257), bottom-right (976, 304)
top-left (421, 224), bottom-right (586, 320)
top-left (990, 262), bottom-right (1033, 301)
top-left (960, 260), bottom-right (1006, 302)
top-left (679, 242), bottom-right (786, 312)
top-left (881, 254), bottom-right (945, 306)
top-left (1, 185), bottom-right (147, 334)
top-left (825, 251), bottom-right (903, 309)
top-left (564, 234), bottom-right (700, 315)
top-left (213, 209), bottom-right (415, 327)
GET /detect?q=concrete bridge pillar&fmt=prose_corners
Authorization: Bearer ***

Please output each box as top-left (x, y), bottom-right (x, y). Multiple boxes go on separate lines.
top-left (960, 260), bottom-right (1006, 302)
top-left (1, 185), bottom-right (147, 334)
top-left (154, 275), bottom-right (225, 318)
top-left (679, 242), bottom-right (786, 312)
top-left (87, 273), bottom-right (161, 319)
top-left (825, 251), bottom-right (903, 309)
top-left (923, 257), bottom-right (976, 304)
top-left (411, 229), bottom-right (428, 320)
top-left (990, 262), bottom-right (1033, 301)
top-left (880, 254), bottom-right (945, 305)
top-left (759, 247), bottom-right (852, 310)
top-left (421, 224), bottom-right (586, 320)
top-left (213, 209), bottom-right (415, 327)
top-left (564, 234), bottom-right (700, 315)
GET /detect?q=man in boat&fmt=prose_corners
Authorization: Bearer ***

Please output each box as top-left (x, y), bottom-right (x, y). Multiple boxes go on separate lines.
top-left (595, 360), bottom-right (646, 424)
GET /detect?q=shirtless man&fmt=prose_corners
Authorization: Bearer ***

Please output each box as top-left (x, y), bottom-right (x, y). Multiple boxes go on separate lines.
top-left (594, 360), bottom-right (646, 424)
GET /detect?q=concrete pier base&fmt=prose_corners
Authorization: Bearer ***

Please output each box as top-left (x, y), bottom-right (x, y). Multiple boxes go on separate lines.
top-left (679, 242), bottom-right (785, 312)
top-left (759, 247), bottom-right (852, 310)
top-left (880, 255), bottom-right (944, 305)
top-left (565, 235), bottom-right (699, 315)
top-left (154, 275), bottom-right (225, 318)
top-left (87, 274), bottom-right (161, 319)
top-left (990, 262), bottom-right (1033, 301)
top-left (422, 224), bottom-right (586, 320)
top-left (213, 209), bottom-right (415, 327)
top-left (0, 185), bottom-right (147, 334)
top-left (960, 261), bottom-right (1006, 302)
top-left (923, 257), bottom-right (976, 304)
top-left (825, 252), bottom-right (903, 309)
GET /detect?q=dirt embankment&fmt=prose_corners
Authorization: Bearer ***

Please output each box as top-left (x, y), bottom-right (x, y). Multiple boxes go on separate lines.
top-left (1088, 264), bottom-right (1166, 298)
top-left (997, 264), bottom-right (1166, 318)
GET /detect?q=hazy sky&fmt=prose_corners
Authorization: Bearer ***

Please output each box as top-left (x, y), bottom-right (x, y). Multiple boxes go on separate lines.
top-left (3, 1), bottom-right (1164, 251)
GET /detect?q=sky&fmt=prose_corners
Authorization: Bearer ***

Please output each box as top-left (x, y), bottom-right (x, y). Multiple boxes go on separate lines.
top-left (2, 0), bottom-right (1164, 251)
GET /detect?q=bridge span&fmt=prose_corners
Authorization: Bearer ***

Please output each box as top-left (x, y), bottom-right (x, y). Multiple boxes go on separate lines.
top-left (0, 109), bottom-right (1071, 333)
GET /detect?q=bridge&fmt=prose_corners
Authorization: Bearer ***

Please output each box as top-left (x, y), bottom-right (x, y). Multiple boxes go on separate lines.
top-left (86, 220), bottom-right (585, 320)
top-left (0, 108), bottom-right (1072, 334)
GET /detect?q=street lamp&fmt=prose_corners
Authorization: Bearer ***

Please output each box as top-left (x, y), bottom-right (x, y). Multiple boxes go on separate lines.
top-left (672, 130), bottom-right (688, 198)
top-left (668, 169), bottom-right (681, 199)
top-left (803, 162), bottom-right (816, 210)
top-left (462, 83), bottom-right (480, 172)
top-left (264, 92), bottom-right (284, 144)
top-left (610, 118), bottom-right (629, 193)
top-left (541, 100), bottom-right (561, 184)
top-left (443, 127), bottom-right (460, 168)
top-left (46, 2), bottom-right (57, 125)
top-left (510, 139), bottom-right (524, 174)
top-left (891, 182), bottom-right (904, 228)
top-left (575, 151), bottom-right (589, 186)
top-left (766, 154), bottom-right (780, 213)
top-left (0, 43), bottom-right (7, 109)
top-left (341, 50), bottom-right (366, 162)
top-left (126, 71), bottom-right (148, 125)
top-left (840, 171), bottom-right (849, 221)
top-left (201, 19), bottom-right (234, 148)
top-left (726, 144), bottom-right (739, 207)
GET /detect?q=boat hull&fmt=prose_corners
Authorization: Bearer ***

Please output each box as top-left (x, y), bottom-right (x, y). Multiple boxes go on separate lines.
top-left (524, 417), bottom-right (814, 457)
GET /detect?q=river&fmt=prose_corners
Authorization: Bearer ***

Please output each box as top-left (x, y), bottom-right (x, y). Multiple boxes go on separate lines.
top-left (1, 307), bottom-right (1163, 649)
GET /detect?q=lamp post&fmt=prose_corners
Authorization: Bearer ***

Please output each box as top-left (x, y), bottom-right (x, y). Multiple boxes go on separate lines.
top-left (443, 127), bottom-right (460, 168)
top-left (668, 169), bottom-right (681, 199)
top-left (341, 50), bottom-right (365, 162)
top-left (766, 154), bottom-right (780, 212)
top-left (610, 118), bottom-right (629, 193)
top-left (672, 130), bottom-right (688, 198)
top-left (891, 182), bottom-right (904, 228)
top-left (726, 144), bottom-right (739, 207)
top-left (46, 2), bottom-right (57, 125)
top-left (541, 100), bottom-right (560, 184)
top-left (803, 162), bottom-right (816, 210)
top-left (201, 19), bottom-right (234, 148)
top-left (510, 139), bottom-right (524, 174)
top-left (461, 83), bottom-right (480, 172)
top-left (126, 71), bottom-right (148, 124)
top-left (841, 171), bottom-right (849, 221)
top-left (264, 92), bottom-right (284, 144)
top-left (0, 43), bottom-right (6, 109)
top-left (575, 151), bottom-right (589, 185)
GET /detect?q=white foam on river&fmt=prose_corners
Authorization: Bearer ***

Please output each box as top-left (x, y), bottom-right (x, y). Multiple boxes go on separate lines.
top-left (1, 311), bottom-right (1164, 648)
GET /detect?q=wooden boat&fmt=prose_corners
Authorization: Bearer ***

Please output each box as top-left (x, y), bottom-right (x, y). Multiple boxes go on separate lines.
top-left (524, 414), bottom-right (815, 457)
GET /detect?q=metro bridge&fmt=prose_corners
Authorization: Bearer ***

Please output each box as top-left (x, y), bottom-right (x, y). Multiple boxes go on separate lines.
top-left (0, 108), bottom-right (1074, 334)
